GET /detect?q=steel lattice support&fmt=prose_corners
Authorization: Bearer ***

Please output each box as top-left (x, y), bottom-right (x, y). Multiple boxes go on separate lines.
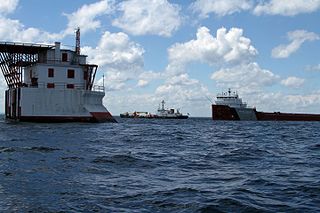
top-left (82, 64), bottom-right (98, 90)
top-left (0, 42), bottom-right (53, 88)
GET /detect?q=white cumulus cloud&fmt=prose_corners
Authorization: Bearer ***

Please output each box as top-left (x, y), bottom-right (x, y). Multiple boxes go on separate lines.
top-left (285, 92), bottom-right (320, 112)
top-left (272, 30), bottom-right (319, 58)
top-left (211, 62), bottom-right (280, 91)
top-left (137, 71), bottom-right (162, 87)
top-left (166, 26), bottom-right (257, 75)
top-left (0, 0), bottom-right (19, 15)
top-left (281, 76), bottom-right (305, 88)
top-left (245, 91), bottom-right (320, 113)
top-left (254, 0), bottom-right (320, 16)
top-left (82, 31), bottom-right (145, 91)
top-left (191, 0), bottom-right (253, 17)
top-left (64, 0), bottom-right (114, 36)
top-left (155, 73), bottom-right (211, 115)
top-left (112, 0), bottom-right (181, 37)
top-left (0, 17), bottom-right (62, 42)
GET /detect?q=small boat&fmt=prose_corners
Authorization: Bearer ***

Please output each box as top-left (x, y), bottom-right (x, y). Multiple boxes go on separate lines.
top-left (120, 111), bottom-right (156, 118)
top-left (155, 100), bottom-right (189, 119)
top-left (120, 100), bottom-right (189, 119)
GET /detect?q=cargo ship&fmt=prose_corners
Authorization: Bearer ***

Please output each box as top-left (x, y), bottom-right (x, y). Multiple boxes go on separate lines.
top-left (212, 89), bottom-right (320, 121)
top-left (120, 100), bottom-right (189, 119)
top-left (0, 28), bottom-right (116, 122)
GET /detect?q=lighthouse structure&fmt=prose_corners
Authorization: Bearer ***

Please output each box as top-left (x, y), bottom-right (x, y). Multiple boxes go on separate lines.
top-left (0, 28), bottom-right (116, 122)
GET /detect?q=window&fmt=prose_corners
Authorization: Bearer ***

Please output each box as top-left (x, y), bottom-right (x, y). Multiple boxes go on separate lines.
top-left (47, 83), bottom-right (55, 88)
top-left (83, 70), bottom-right (88, 80)
top-left (67, 84), bottom-right (74, 89)
top-left (62, 53), bottom-right (68, 62)
top-left (48, 68), bottom-right (54, 77)
top-left (67, 69), bottom-right (75, 78)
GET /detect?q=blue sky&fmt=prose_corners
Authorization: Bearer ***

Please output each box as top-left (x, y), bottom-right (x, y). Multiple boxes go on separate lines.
top-left (1, 0), bottom-right (320, 117)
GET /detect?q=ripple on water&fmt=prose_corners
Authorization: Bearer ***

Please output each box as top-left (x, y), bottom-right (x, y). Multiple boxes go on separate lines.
top-left (27, 146), bottom-right (60, 153)
top-left (91, 154), bottom-right (155, 169)
top-left (0, 118), bottom-right (319, 212)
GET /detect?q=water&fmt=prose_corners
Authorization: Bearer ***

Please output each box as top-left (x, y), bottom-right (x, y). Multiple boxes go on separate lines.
top-left (0, 116), bottom-right (319, 212)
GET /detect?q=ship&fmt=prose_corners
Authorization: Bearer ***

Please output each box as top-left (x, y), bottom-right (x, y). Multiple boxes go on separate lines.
top-left (120, 100), bottom-right (189, 119)
top-left (0, 28), bottom-right (116, 123)
top-left (120, 111), bottom-right (156, 118)
top-left (212, 89), bottom-right (320, 121)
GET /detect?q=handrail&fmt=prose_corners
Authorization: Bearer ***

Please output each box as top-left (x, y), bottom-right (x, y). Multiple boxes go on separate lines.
top-left (22, 82), bottom-right (105, 92)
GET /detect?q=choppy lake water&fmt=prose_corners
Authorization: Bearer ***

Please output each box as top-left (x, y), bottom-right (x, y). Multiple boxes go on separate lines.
top-left (0, 117), bottom-right (319, 212)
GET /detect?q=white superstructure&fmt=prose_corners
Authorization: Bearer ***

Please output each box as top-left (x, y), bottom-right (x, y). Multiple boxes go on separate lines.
top-left (214, 89), bottom-right (257, 120)
top-left (215, 88), bottom-right (248, 108)
top-left (156, 100), bottom-right (188, 119)
top-left (0, 30), bottom-right (116, 122)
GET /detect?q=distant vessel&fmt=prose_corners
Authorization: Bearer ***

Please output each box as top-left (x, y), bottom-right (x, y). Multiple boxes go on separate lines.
top-left (120, 111), bottom-right (155, 118)
top-left (120, 100), bottom-right (189, 119)
top-left (156, 100), bottom-right (189, 119)
top-left (212, 89), bottom-right (320, 121)
top-left (0, 28), bottom-right (116, 123)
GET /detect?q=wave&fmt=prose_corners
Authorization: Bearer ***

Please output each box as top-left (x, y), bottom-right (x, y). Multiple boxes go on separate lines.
top-left (27, 146), bottom-right (60, 152)
top-left (91, 154), bottom-right (155, 169)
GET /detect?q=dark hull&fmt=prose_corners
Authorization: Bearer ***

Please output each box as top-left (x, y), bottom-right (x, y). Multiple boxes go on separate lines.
top-left (212, 104), bottom-right (320, 121)
top-left (155, 115), bottom-right (188, 119)
top-left (120, 114), bottom-right (188, 119)
top-left (11, 112), bottom-right (117, 123)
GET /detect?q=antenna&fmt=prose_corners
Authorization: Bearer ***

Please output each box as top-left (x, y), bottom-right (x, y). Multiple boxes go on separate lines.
top-left (161, 100), bottom-right (165, 110)
top-left (75, 27), bottom-right (80, 55)
top-left (204, 95), bottom-right (213, 104)
top-left (103, 74), bottom-right (105, 91)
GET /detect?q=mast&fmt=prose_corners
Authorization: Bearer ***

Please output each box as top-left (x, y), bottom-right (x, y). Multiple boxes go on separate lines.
top-left (161, 100), bottom-right (165, 110)
top-left (75, 27), bottom-right (80, 55)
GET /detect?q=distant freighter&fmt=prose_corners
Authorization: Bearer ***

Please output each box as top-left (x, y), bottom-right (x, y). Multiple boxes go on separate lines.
top-left (212, 89), bottom-right (320, 121)
top-left (120, 100), bottom-right (189, 119)
top-left (0, 28), bottom-right (116, 123)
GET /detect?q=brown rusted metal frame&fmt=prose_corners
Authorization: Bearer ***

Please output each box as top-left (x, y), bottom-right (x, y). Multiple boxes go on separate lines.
top-left (82, 64), bottom-right (98, 90)
top-left (0, 43), bottom-right (51, 89)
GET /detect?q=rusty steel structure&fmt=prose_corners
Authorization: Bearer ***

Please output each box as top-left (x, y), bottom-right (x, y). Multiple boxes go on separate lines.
top-left (82, 64), bottom-right (98, 90)
top-left (75, 27), bottom-right (81, 55)
top-left (0, 42), bottom-right (53, 88)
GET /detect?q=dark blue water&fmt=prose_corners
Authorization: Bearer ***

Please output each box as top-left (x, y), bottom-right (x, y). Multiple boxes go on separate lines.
top-left (0, 116), bottom-right (319, 212)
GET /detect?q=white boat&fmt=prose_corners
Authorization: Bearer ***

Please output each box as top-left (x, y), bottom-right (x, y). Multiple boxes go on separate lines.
top-left (120, 100), bottom-right (189, 119)
top-left (155, 100), bottom-right (189, 119)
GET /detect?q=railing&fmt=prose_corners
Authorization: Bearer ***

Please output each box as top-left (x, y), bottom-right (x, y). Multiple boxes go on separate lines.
top-left (38, 59), bottom-right (82, 66)
top-left (22, 82), bottom-right (105, 92)
top-left (0, 41), bottom-right (54, 48)
top-left (92, 85), bottom-right (105, 92)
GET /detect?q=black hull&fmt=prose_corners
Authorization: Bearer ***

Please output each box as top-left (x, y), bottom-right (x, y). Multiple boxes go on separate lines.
top-left (120, 115), bottom-right (188, 119)
top-left (7, 112), bottom-right (117, 123)
top-left (212, 104), bottom-right (320, 121)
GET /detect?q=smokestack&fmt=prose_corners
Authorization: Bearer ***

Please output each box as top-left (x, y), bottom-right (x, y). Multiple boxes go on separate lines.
top-left (55, 42), bottom-right (60, 61)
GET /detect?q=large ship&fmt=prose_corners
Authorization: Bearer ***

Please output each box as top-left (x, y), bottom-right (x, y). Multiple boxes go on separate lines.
top-left (120, 100), bottom-right (189, 119)
top-left (212, 89), bottom-right (320, 121)
top-left (0, 28), bottom-right (116, 123)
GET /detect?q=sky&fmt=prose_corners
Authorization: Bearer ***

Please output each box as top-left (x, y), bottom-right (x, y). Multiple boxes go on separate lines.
top-left (0, 0), bottom-right (320, 117)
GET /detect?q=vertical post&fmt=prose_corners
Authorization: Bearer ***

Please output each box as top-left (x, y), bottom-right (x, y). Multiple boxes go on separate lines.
top-left (103, 74), bottom-right (105, 92)
top-left (75, 27), bottom-right (80, 55)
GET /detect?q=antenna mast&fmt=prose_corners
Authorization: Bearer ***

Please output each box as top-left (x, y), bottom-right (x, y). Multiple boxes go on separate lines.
top-left (75, 27), bottom-right (80, 55)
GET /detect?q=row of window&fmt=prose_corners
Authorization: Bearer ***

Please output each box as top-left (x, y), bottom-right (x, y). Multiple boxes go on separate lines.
top-left (47, 83), bottom-right (75, 89)
top-left (48, 68), bottom-right (74, 78)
